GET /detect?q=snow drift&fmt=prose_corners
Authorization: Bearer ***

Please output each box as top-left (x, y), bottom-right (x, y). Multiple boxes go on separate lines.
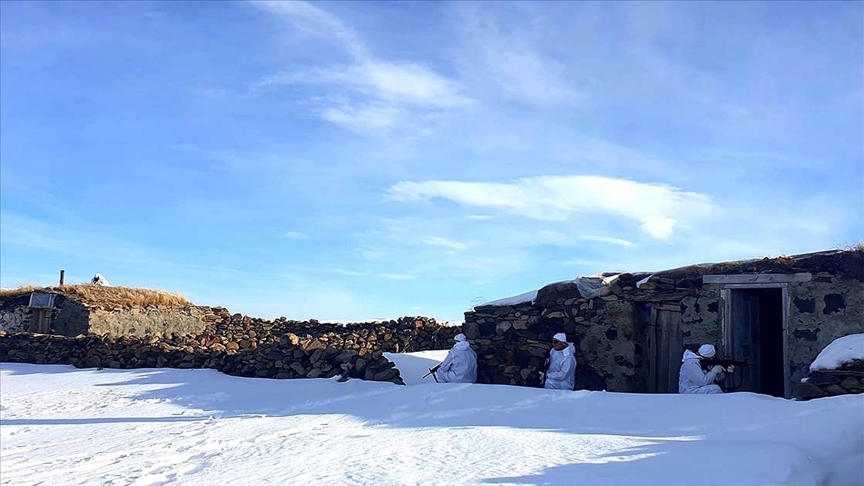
top-left (811, 333), bottom-right (864, 371)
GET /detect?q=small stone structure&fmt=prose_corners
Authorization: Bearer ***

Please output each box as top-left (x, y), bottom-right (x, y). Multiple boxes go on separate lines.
top-left (0, 291), bottom-right (205, 336)
top-left (464, 248), bottom-right (864, 397)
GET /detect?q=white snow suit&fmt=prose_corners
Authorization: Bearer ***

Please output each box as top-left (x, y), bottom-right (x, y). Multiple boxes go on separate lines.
top-left (438, 341), bottom-right (477, 383)
top-left (679, 350), bottom-right (724, 394)
top-left (544, 343), bottom-right (577, 390)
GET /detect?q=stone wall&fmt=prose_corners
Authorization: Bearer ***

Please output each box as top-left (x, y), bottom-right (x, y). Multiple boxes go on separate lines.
top-left (0, 331), bottom-right (405, 384)
top-left (787, 277), bottom-right (864, 385)
top-left (464, 279), bottom-right (641, 391)
top-left (0, 294), bottom-right (458, 356)
top-left (792, 360), bottom-right (864, 400)
top-left (200, 308), bottom-right (459, 354)
top-left (87, 305), bottom-right (208, 336)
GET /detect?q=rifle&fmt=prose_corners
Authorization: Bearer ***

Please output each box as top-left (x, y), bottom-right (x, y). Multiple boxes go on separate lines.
top-left (538, 357), bottom-right (550, 388)
top-left (701, 358), bottom-right (747, 392)
top-left (422, 364), bottom-right (441, 383)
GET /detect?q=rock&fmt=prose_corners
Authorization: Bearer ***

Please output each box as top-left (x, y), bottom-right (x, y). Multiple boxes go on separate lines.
top-left (309, 349), bottom-right (323, 364)
top-left (807, 373), bottom-right (841, 386)
top-left (495, 322), bottom-right (512, 335)
top-left (792, 382), bottom-right (827, 400)
top-left (355, 358), bottom-right (367, 371)
top-left (283, 333), bottom-right (300, 346)
top-left (840, 377), bottom-right (864, 390)
top-left (825, 384), bottom-right (848, 396)
top-left (336, 351), bottom-right (356, 363)
top-left (374, 369), bottom-right (398, 381)
top-left (225, 342), bottom-right (239, 351)
top-left (307, 369), bottom-right (322, 378)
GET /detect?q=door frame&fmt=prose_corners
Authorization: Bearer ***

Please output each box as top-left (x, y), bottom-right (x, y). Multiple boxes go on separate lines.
top-left (718, 283), bottom-right (791, 398)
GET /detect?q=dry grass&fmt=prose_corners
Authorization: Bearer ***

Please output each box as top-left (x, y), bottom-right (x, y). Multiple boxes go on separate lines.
top-left (0, 284), bottom-right (189, 309)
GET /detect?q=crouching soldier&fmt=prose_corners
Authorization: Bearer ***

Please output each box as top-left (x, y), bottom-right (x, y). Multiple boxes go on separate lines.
top-left (438, 333), bottom-right (478, 383)
top-left (679, 344), bottom-right (728, 394)
top-left (543, 333), bottom-right (577, 390)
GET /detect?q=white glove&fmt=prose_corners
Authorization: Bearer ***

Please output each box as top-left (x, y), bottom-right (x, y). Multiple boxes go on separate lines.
top-left (726, 365), bottom-right (735, 373)
top-left (711, 365), bottom-right (725, 375)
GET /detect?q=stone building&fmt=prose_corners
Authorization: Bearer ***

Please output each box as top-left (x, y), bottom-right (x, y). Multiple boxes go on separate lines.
top-left (462, 248), bottom-right (864, 399)
top-left (0, 289), bottom-right (205, 336)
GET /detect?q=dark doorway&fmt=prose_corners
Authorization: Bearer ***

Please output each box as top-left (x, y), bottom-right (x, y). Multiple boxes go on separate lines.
top-left (729, 288), bottom-right (785, 397)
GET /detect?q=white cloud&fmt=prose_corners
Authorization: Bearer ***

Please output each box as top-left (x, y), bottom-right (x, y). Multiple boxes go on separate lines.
top-left (250, 0), bottom-right (368, 59)
top-left (380, 273), bottom-right (416, 280)
top-left (250, 1), bottom-right (469, 134)
top-left (284, 231), bottom-right (309, 240)
top-left (453, 5), bottom-right (581, 106)
top-left (579, 235), bottom-right (635, 247)
top-left (424, 236), bottom-right (468, 251)
top-left (388, 175), bottom-right (716, 239)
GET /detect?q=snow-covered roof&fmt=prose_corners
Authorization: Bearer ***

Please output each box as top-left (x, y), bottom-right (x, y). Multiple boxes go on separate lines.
top-left (481, 289), bottom-right (540, 307)
top-left (810, 333), bottom-right (864, 372)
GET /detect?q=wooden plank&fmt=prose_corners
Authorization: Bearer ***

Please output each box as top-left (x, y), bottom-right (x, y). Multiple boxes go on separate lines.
top-left (703, 273), bottom-right (812, 284)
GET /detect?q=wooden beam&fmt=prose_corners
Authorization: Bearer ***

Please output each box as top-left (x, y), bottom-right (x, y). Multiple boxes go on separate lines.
top-left (703, 273), bottom-right (812, 284)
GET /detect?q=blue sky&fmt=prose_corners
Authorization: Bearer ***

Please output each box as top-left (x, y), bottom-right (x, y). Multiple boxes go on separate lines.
top-left (1, 1), bottom-right (862, 322)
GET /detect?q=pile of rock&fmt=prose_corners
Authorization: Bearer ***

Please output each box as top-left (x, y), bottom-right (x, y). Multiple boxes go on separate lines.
top-left (0, 330), bottom-right (404, 385)
top-left (793, 360), bottom-right (864, 400)
top-left (200, 308), bottom-right (457, 354)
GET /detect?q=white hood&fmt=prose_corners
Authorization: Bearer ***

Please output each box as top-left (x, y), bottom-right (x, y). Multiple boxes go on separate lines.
top-left (682, 349), bottom-right (701, 362)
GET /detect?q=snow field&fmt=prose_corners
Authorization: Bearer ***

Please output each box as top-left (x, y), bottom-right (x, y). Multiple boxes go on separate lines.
top-left (1, 359), bottom-right (862, 486)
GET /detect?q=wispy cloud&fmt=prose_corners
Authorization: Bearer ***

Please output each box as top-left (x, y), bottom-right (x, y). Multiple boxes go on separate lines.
top-left (424, 236), bottom-right (468, 251)
top-left (284, 231), bottom-right (309, 240)
top-left (388, 175), bottom-right (716, 239)
top-left (250, 1), bottom-right (470, 134)
top-left (452, 3), bottom-right (582, 106)
top-left (380, 273), bottom-right (416, 281)
top-left (579, 235), bottom-right (635, 247)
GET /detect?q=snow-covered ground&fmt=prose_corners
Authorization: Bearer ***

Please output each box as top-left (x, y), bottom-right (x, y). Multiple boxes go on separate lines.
top-left (2, 359), bottom-right (863, 486)
top-left (811, 333), bottom-right (864, 371)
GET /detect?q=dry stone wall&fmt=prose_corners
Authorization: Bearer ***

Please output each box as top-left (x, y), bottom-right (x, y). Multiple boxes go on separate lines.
top-left (464, 278), bottom-right (644, 391)
top-left (792, 360), bottom-right (864, 400)
top-left (200, 308), bottom-right (458, 354)
top-left (0, 305), bottom-right (458, 384)
top-left (0, 331), bottom-right (405, 384)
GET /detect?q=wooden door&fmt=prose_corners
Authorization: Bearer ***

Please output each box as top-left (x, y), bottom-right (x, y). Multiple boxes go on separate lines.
top-left (648, 306), bottom-right (683, 393)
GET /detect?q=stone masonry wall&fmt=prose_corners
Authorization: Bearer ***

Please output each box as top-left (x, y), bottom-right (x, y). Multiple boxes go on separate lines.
top-left (0, 331), bottom-right (405, 385)
top-left (200, 308), bottom-right (458, 354)
top-left (87, 305), bottom-right (208, 336)
top-left (787, 277), bottom-right (864, 386)
top-left (464, 280), bottom-right (641, 391)
top-left (793, 359), bottom-right (864, 400)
